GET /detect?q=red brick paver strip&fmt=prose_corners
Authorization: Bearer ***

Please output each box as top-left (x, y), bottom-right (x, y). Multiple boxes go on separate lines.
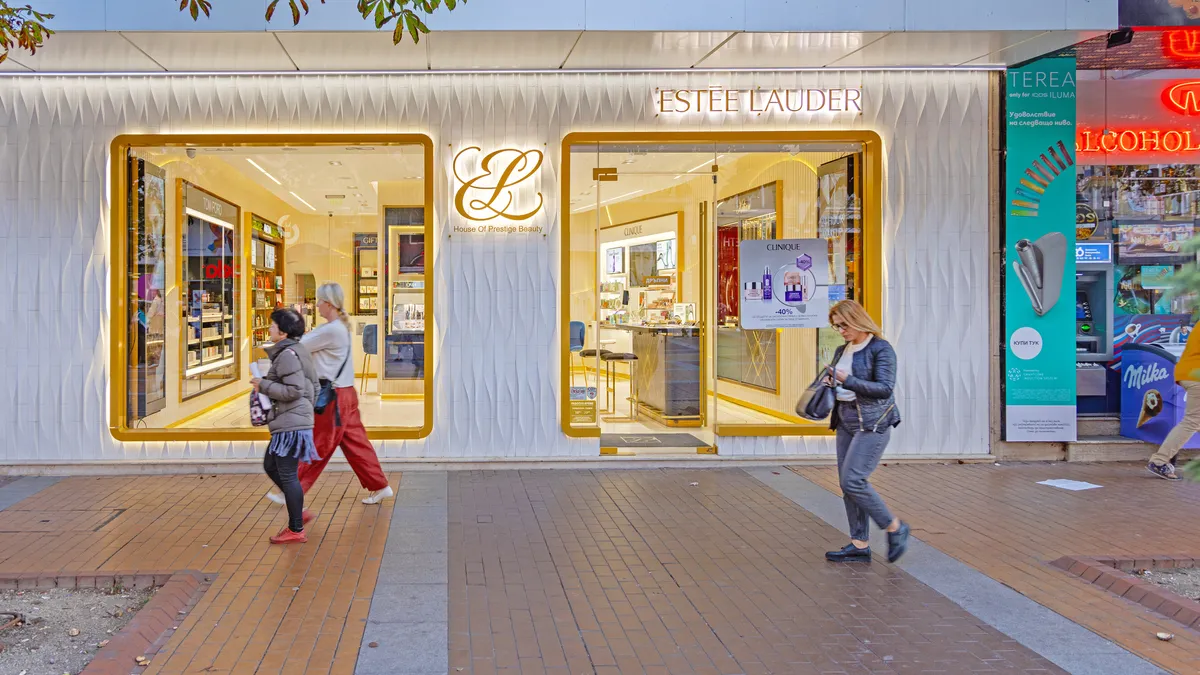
top-left (794, 462), bottom-right (1200, 674)
top-left (449, 469), bottom-right (1063, 674)
top-left (0, 472), bottom-right (399, 675)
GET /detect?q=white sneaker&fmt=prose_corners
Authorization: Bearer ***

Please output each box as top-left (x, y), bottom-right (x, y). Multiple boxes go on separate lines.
top-left (265, 490), bottom-right (285, 505)
top-left (362, 486), bottom-right (394, 505)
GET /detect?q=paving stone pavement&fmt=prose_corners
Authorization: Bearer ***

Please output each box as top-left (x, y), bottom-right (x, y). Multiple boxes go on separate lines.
top-left (357, 471), bottom-right (449, 675)
top-left (0, 464), bottom-right (1193, 674)
top-left (448, 468), bottom-right (1066, 674)
top-left (794, 461), bottom-right (1200, 674)
top-left (749, 467), bottom-right (1165, 675)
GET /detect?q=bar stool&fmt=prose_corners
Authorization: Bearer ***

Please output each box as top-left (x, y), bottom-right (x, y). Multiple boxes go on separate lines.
top-left (360, 324), bottom-right (378, 395)
top-left (601, 352), bottom-right (639, 422)
top-left (587, 338), bottom-right (617, 411)
top-left (579, 347), bottom-right (610, 389)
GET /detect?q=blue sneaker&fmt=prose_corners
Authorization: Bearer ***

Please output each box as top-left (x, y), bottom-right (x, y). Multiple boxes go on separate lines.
top-left (1148, 461), bottom-right (1180, 480)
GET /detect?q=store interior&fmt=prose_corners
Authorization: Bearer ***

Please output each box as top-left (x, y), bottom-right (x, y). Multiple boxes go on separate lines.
top-left (1070, 29), bottom-right (1200, 442)
top-left (567, 141), bottom-right (867, 450)
top-left (123, 143), bottom-right (428, 432)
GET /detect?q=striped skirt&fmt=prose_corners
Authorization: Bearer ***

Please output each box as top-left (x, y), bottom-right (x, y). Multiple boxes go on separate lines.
top-left (266, 429), bottom-right (320, 463)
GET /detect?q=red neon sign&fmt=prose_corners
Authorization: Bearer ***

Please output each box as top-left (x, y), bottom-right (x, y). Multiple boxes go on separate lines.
top-left (1163, 81), bottom-right (1200, 115)
top-left (1077, 129), bottom-right (1200, 154)
top-left (1164, 29), bottom-right (1200, 60)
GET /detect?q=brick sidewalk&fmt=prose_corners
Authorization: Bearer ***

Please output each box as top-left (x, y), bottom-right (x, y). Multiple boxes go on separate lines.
top-left (0, 472), bottom-right (398, 675)
top-left (449, 469), bottom-right (1063, 674)
top-left (794, 461), bottom-right (1200, 674)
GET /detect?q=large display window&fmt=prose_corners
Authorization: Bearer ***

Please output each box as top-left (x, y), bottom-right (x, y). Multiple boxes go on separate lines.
top-left (561, 132), bottom-right (882, 446)
top-left (1069, 31), bottom-right (1200, 444)
top-left (110, 135), bottom-right (434, 441)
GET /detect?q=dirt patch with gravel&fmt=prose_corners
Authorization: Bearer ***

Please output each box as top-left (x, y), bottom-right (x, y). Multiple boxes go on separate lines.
top-left (0, 587), bottom-right (155, 675)
top-left (1142, 567), bottom-right (1200, 602)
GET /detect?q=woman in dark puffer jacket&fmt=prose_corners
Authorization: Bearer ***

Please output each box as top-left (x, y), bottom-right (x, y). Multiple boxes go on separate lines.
top-left (252, 308), bottom-right (320, 545)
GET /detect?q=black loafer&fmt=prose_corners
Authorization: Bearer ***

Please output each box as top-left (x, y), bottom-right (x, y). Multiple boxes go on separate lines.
top-left (887, 522), bottom-right (911, 563)
top-left (825, 543), bottom-right (871, 562)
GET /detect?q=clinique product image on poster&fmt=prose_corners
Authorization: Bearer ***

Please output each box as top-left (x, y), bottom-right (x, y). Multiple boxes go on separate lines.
top-left (737, 239), bottom-right (830, 330)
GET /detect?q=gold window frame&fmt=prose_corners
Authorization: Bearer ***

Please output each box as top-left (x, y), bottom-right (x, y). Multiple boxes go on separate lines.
top-left (560, 131), bottom-right (883, 440)
top-left (109, 133), bottom-right (435, 442)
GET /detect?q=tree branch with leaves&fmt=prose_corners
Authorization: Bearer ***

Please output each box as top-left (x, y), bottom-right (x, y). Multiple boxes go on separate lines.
top-left (0, 0), bottom-right (463, 65)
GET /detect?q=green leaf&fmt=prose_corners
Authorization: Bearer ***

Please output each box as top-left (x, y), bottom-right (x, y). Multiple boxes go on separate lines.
top-left (375, 1), bottom-right (386, 28)
top-left (266, 0), bottom-right (280, 21)
top-left (391, 19), bottom-right (405, 45)
top-left (190, 1), bottom-right (199, 20)
top-left (446, 0), bottom-right (457, 10)
top-left (290, 0), bottom-right (301, 25)
top-left (405, 13), bottom-right (423, 44)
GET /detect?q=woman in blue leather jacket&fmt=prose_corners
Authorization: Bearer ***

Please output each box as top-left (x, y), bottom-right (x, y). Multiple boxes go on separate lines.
top-left (821, 300), bottom-right (910, 564)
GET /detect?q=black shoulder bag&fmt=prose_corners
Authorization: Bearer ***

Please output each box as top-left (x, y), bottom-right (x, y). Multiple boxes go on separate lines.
top-left (314, 349), bottom-right (350, 415)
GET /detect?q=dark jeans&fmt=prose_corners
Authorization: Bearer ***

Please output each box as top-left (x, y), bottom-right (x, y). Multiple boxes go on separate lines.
top-left (264, 451), bottom-right (304, 533)
top-left (835, 401), bottom-right (895, 542)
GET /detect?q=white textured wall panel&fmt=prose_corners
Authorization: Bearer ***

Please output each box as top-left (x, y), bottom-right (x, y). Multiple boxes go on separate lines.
top-left (0, 71), bottom-right (991, 462)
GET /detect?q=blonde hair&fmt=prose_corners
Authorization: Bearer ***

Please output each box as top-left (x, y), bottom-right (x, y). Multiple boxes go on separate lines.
top-left (316, 282), bottom-right (351, 328)
top-left (829, 300), bottom-right (884, 339)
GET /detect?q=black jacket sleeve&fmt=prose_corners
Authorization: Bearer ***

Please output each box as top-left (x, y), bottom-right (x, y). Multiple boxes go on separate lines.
top-left (842, 340), bottom-right (896, 399)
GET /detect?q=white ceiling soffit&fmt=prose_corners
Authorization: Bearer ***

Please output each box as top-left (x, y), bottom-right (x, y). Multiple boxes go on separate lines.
top-left (0, 30), bottom-right (1101, 73)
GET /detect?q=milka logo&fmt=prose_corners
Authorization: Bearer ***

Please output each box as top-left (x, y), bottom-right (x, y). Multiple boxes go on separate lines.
top-left (1124, 363), bottom-right (1170, 389)
top-left (453, 146), bottom-right (544, 222)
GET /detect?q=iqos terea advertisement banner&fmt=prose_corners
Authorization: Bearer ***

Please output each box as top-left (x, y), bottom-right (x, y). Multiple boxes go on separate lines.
top-left (1005, 57), bottom-right (1078, 442)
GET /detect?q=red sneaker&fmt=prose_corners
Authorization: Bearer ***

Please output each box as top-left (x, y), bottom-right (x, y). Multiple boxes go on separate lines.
top-left (270, 527), bottom-right (307, 545)
top-left (302, 510), bottom-right (316, 525)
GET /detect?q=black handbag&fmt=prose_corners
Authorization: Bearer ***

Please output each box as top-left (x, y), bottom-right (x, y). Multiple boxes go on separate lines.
top-left (314, 350), bottom-right (350, 415)
top-left (796, 367), bottom-right (836, 421)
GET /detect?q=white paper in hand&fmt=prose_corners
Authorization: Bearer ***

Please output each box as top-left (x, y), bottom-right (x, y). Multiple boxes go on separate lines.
top-left (249, 362), bottom-right (273, 411)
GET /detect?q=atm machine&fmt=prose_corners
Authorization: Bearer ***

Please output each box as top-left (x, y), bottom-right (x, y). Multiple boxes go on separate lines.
top-left (1075, 243), bottom-right (1114, 402)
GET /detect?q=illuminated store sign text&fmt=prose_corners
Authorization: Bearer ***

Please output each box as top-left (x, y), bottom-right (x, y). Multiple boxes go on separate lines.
top-left (1165, 30), bottom-right (1200, 60)
top-left (452, 146), bottom-right (544, 224)
top-left (1164, 81), bottom-right (1200, 115)
top-left (655, 88), bottom-right (862, 116)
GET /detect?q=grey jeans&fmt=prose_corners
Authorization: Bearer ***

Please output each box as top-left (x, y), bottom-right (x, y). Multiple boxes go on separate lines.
top-left (835, 402), bottom-right (895, 542)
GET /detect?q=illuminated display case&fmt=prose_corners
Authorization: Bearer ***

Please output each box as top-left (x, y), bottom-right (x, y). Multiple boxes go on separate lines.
top-left (383, 207), bottom-right (426, 382)
top-left (250, 215), bottom-right (285, 355)
top-left (126, 157), bottom-right (168, 424)
top-left (180, 181), bottom-right (240, 401)
top-left (354, 232), bottom-right (379, 315)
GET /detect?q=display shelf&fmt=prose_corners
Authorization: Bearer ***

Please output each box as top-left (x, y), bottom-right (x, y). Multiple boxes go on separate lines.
top-left (251, 215), bottom-right (285, 351)
top-left (181, 181), bottom-right (240, 401)
top-left (185, 357), bottom-right (235, 378)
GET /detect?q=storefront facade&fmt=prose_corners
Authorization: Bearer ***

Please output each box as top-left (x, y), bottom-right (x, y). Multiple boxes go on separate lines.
top-left (0, 67), bottom-right (1012, 464)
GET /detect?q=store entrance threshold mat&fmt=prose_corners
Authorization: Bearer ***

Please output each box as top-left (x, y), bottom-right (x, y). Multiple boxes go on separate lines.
top-left (600, 433), bottom-right (711, 448)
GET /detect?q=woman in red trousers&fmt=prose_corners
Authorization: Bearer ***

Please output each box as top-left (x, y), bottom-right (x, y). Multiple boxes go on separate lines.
top-left (267, 282), bottom-right (393, 507)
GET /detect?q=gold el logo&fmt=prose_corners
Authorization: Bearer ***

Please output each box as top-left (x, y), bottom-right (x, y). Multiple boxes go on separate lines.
top-left (453, 146), bottom-right (544, 222)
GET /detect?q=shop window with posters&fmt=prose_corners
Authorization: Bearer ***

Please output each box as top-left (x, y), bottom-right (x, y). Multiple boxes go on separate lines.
top-left (112, 136), bottom-right (433, 440)
top-left (563, 133), bottom-right (881, 446)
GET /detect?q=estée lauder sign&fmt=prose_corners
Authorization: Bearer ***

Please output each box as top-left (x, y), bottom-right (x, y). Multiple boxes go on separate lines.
top-left (655, 87), bottom-right (863, 116)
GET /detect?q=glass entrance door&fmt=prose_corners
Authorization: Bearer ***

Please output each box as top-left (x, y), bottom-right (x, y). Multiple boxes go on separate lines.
top-left (569, 143), bottom-right (718, 451)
